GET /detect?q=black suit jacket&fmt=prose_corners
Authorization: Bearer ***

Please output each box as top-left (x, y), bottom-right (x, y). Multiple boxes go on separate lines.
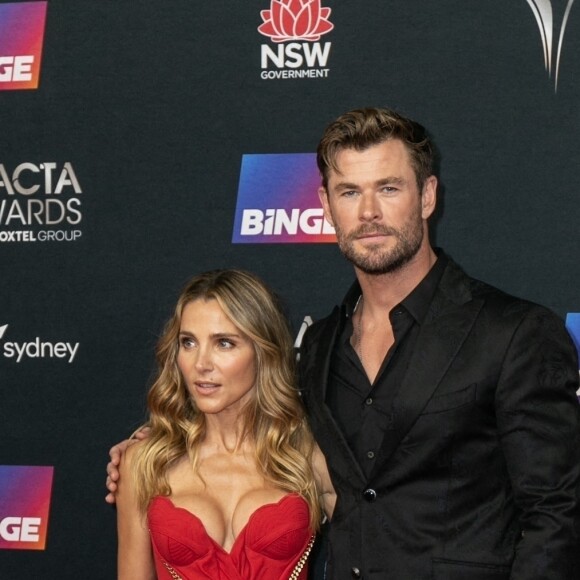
top-left (300, 258), bottom-right (580, 580)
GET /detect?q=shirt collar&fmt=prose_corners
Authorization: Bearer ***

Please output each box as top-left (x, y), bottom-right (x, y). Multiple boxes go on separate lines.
top-left (341, 249), bottom-right (448, 324)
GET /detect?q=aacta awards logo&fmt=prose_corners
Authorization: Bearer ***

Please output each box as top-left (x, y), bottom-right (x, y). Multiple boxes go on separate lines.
top-left (0, 162), bottom-right (83, 243)
top-left (525, 0), bottom-right (575, 91)
top-left (258, 0), bottom-right (334, 80)
top-left (0, 2), bottom-right (48, 91)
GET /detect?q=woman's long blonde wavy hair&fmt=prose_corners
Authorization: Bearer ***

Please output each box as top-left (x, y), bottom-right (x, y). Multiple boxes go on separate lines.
top-left (131, 269), bottom-right (321, 531)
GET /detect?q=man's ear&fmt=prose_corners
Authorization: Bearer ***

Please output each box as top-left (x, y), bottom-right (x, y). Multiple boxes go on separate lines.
top-left (318, 186), bottom-right (334, 226)
top-left (421, 176), bottom-right (437, 219)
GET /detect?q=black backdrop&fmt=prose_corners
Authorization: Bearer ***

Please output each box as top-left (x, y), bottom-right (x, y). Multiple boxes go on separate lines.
top-left (2, 1), bottom-right (579, 577)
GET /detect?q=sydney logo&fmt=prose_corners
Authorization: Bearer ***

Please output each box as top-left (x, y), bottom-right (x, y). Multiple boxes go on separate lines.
top-left (258, 0), bottom-right (334, 80)
top-left (525, 0), bottom-right (575, 91)
top-left (0, 324), bottom-right (80, 363)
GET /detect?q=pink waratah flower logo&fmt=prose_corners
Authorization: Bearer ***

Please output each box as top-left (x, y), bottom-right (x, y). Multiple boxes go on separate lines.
top-left (258, 0), bottom-right (334, 43)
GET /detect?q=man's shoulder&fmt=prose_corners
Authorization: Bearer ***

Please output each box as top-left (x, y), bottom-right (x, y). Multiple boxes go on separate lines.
top-left (302, 305), bottom-right (341, 344)
top-left (444, 258), bottom-right (561, 323)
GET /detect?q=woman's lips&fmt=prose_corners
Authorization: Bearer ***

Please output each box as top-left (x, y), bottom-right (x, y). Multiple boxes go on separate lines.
top-left (194, 381), bottom-right (220, 394)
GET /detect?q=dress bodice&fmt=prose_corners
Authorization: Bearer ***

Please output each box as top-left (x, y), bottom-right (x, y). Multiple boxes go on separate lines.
top-left (148, 493), bottom-right (312, 579)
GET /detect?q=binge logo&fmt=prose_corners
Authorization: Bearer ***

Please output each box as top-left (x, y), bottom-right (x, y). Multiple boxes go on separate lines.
top-left (232, 153), bottom-right (336, 244)
top-left (0, 466), bottom-right (54, 550)
top-left (0, 2), bottom-right (48, 91)
top-left (0, 324), bottom-right (80, 363)
top-left (565, 313), bottom-right (580, 397)
top-left (258, 0), bottom-right (334, 80)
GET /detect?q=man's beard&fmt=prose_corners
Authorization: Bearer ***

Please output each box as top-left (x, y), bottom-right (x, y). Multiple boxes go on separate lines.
top-left (334, 208), bottom-right (424, 275)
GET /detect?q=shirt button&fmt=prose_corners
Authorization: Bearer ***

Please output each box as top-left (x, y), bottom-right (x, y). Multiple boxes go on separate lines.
top-left (362, 488), bottom-right (377, 502)
top-left (366, 451), bottom-right (375, 459)
top-left (351, 567), bottom-right (361, 578)
top-left (365, 397), bottom-right (373, 406)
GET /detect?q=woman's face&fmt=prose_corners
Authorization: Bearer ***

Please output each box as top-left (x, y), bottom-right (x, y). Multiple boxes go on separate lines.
top-left (177, 298), bottom-right (256, 417)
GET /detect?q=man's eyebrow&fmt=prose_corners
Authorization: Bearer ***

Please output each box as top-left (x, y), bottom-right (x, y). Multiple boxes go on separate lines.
top-left (333, 176), bottom-right (407, 190)
top-left (375, 176), bottom-right (406, 186)
top-left (333, 181), bottom-right (359, 190)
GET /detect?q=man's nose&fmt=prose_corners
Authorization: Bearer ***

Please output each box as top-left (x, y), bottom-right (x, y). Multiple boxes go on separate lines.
top-left (359, 192), bottom-right (381, 221)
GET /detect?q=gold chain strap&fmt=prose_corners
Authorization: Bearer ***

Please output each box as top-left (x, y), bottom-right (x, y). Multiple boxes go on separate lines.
top-left (163, 561), bottom-right (183, 580)
top-left (288, 534), bottom-right (316, 580)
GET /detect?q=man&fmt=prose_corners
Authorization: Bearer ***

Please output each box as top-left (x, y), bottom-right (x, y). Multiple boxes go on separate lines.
top-left (297, 107), bottom-right (580, 579)
top-left (108, 107), bottom-right (580, 579)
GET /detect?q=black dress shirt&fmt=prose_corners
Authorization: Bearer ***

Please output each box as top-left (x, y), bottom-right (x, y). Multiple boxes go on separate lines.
top-left (326, 254), bottom-right (447, 479)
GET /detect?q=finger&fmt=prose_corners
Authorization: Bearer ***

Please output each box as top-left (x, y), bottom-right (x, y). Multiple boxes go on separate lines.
top-left (134, 428), bottom-right (150, 441)
top-left (108, 447), bottom-right (121, 464)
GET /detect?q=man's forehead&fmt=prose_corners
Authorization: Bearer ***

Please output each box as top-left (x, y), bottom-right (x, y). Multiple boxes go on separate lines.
top-left (328, 140), bottom-right (412, 180)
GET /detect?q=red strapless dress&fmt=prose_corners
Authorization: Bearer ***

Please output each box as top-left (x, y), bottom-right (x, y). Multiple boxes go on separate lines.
top-left (148, 494), bottom-right (313, 579)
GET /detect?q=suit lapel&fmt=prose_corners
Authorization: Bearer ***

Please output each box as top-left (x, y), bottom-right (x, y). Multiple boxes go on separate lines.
top-left (303, 308), bottom-right (367, 484)
top-left (373, 262), bottom-right (484, 471)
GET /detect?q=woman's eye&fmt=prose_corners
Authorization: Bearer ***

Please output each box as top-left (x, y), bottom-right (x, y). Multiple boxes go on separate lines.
top-left (219, 339), bottom-right (235, 348)
top-left (180, 337), bottom-right (195, 348)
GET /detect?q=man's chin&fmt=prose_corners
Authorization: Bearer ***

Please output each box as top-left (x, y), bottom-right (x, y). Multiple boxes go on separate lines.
top-left (350, 250), bottom-right (417, 275)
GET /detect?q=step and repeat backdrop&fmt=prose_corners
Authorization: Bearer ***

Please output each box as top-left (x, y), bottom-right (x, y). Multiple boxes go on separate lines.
top-left (1, 1), bottom-right (580, 577)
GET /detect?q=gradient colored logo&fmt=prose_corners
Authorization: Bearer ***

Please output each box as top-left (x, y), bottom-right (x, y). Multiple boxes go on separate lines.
top-left (566, 313), bottom-right (580, 356)
top-left (565, 313), bottom-right (580, 397)
top-left (232, 153), bottom-right (336, 244)
top-left (0, 2), bottom-right (48, 90)
top-left (0, 466), bottom-right (54, 550)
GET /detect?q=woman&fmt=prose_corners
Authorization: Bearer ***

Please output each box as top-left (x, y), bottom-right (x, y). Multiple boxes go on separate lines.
top-left (117, 269), bottom-right (335, 579)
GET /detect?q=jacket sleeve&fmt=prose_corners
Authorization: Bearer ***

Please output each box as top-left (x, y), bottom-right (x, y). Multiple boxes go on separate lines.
top-left (495, 306), bottom-right (580, 579)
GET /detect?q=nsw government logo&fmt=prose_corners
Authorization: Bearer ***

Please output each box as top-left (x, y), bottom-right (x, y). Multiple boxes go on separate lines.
top-left (0, 162), bottom-right (83, 243)
top-left (258, 0), bottom-right (334, 80)
top-left (0, 2), bottom-right (48, 91)
top-left (232, 153), bottom-right (335, 244)
top-left (0, 465), bottom-right (54, 550)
